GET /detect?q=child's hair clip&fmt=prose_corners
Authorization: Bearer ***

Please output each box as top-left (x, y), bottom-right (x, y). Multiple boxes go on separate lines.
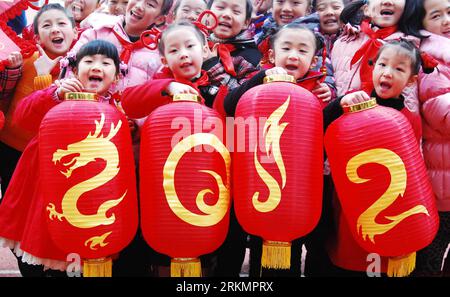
top-left (193, 10), bottom-right (218, 36)
top-left (59, 52), bottom-right (77, 78)
top-left (420, 52), bottom-right (438, 74)
top-left (140, 27), bottom-right (162, 51)
top-left (119, 61), bottom-right (128, 77)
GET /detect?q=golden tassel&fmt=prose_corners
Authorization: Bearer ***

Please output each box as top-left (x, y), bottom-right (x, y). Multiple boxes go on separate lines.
top-left (171, 258), bottom-right (202, 277)
top-left (83, 257), bottom-right (112, 277)
top-left (387, 252), bottom-right (416, 277)
top-left (261, 240), bottom-right (291, 269)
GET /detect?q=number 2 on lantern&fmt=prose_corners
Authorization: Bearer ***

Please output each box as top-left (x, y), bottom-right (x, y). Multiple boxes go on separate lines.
top-left (346, 148), bottom-right (429, 244)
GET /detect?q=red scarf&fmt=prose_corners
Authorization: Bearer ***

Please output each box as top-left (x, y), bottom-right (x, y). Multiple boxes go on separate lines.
top-left (177, 70), bottom-right (210, 105)
top-left (297, 70), bottom-right (325, 92)
top-left (258, 38), bottom-right (271, 67)
top-left (351, 20), bottom-right (397, 93)
top-left (209, 41), bottom-right (237, 76)
top-left (155, 67), bottom-right (210, 103)
top-left (113, 30), bottom-right (145, 64)
top-left (177, 70), bottom-right (210, 92)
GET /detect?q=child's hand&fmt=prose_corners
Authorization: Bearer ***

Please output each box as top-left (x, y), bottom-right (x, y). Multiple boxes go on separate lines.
top-left (34, 44), bottom-right (63, 76)
top-left (312, 82), bottom-right (332, 103)
top-left (253, 0), bottom-right (268, 18)
top-left (6, 52), bottom-right (23, 69)
top-left (340, 91), bottom-right (371, 107)
top-left (57, 78), bottom-right (84, 100)
top-left (205, 43), bottom-right (218, 60)
top-left (342, 23), bottom-right (360, 42)
top-left (265, 67), bottom-right (288, 76)
top-left (166, 82), bottom-right (199, 96)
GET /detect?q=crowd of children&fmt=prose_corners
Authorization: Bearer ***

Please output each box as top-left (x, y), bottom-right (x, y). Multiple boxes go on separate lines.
top-left (0, 0), bottom-right (449, 277)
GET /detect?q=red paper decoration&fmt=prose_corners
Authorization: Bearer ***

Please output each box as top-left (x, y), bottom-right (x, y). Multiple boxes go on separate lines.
top-left (140, 94), bottom-right (231, 277)
top-left (0, 111), bottom-right (4, 130)
top-left (324, 99), bottom-right (439, 277)
top-left (39, 93), bottom-right (138, 276)
top-left (233, 74), bottom-right (323, 269)
top-left (0, 0), bottom-right (45, 71)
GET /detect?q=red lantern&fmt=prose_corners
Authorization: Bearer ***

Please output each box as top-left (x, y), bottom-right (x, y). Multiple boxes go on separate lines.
top-left (0, 0), bottom-right (43, 72)
top-left (39, 93), bottom-right (138, 277)
top-left (0, 111), bottom-right (4, 130)
top-left (233, 74), bottom-right (323, 269)
top-left (324, 99), bottom-right (439, 277)
top-left (140, 94), bottom-right (231, 277)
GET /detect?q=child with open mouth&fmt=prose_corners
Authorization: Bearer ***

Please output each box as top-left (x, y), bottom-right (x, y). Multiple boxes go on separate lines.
top-left (323, 38), bottom-right (436, 276)
top-left (0, 40), bottom-right (123, 276)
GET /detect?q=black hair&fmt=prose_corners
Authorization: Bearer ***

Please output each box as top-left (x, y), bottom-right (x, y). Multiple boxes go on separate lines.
top-left (374, 39), bottom-right (426, 75)
top-left (207, 0), bottom-right (253, 21)
top-left (339, 0), bottom-right (368, 25)
top-left (340, 0), bottom-right (426, 39)
top-left (157, 21), bottom-right (207, 55)
top-left (161, 0), bottom-right (176, 16)
top-left (398, 0), bottom-right (427, 39)
top-left (60, 40), bottom-right (121, 78)
top-left (173, 0), bottom-right (207, 15)
top-left (414, 0), bottom-right (428, 30)
top-left (269, 23), bottom-right (324, 54)
top-left (33, 3), bottom-right (75, 35)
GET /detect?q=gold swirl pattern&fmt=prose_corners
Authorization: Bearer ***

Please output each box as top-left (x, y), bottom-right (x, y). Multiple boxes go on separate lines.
top-left (163, 133), bottom-right (231, 227)
top-left (84, 231), bottom-right (112, 250)
top-left (252, 97), bottom-right (290, 213)
top-left (47, 114), bottom-right (126, 229)
top-left (346, 148), bottom-right (429, 243)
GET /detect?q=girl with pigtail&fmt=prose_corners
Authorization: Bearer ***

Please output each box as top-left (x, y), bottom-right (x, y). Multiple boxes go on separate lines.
top-left (0, 40), bottom-right (126, 277)
top-left (0, 3), bottom-right (78, 277)
top-left (323, 38), bottom-right (438, 276)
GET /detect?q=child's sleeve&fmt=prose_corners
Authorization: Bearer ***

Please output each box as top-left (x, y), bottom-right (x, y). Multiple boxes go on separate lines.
top-left (421, 93), bottom-right (450, 137)
top-left (313, 55), bottom-right (337, 101)
top-left (238, 48), bottom-right (262, 68)
top-left (33, 74), bottom-right (53, 91)
top-left (223, 70), bottom-right (266, 117)
top-left (121, 78), bottom-right (174, 119)
top-left (322, 96), bottom-right (344, 132)
top-left (0, 66), bottom-right (22, 101)
top-left (12, 85), bottom-right (60, 135)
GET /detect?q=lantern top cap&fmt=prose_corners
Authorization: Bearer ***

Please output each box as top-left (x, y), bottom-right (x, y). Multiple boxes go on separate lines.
top-left (173, 93), bottom-right (199, 102)
top-left (263, 74), bottom-right (295, 84)
top-left (65, 92), bottom-right (98, 101)
top-left (343, 98), bottom-right (378, 113)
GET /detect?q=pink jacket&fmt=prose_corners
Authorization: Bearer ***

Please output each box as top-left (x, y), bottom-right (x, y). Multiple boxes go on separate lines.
top-left (331, 31), bottom-right (421, 116)
top-left (70, 13), bottom-right (162, 91)
top-left (419, 32), bottom-right (450, 211)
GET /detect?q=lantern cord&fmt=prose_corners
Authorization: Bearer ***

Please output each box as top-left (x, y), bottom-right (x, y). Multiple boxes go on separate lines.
top-left (261, 241), bottom-right (291, 270)
top-left (171, 258), bottom-right (202, 277)
top-left (387, 252), bottom-right (416, 277)
top-left (83, 257), bottom-right (112, 277)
